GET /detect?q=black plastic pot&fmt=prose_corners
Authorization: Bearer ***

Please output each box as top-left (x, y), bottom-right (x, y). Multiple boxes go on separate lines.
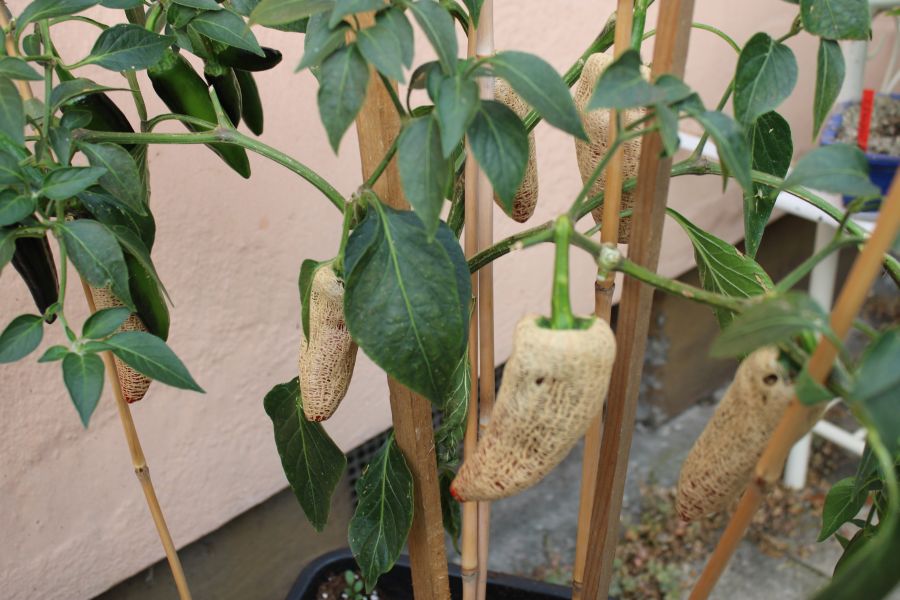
top-left (286, 548), bottom-right (570, 599)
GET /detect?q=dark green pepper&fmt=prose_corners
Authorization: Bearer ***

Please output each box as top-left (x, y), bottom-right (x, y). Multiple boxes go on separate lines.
top-left (56, 63), bottom-right (135, 151)
top-left (125, 254), bottom-right (170, 341)
top-left (11, 235), bottom-right (59, 323)
top-left (235, 69), bottom-right (264, 135)
top-left (148, 50), bottom-right (251, 178)
top-left (216, 46), bottom-right (282, 72)
top-left (204, 63), bottom-right (242, 127)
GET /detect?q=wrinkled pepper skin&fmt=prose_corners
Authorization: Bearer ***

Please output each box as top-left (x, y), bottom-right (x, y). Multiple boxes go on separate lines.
top-left (216, 46), bottom-right (282, 72)
top-left (234, 69), bottom-right (264, 135)
top-left (11, 235), bottom-right (59, 323)
top-left (148, 50), bottom-right (251, 178)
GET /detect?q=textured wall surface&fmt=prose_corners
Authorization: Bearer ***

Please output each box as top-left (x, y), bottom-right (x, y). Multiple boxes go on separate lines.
top-left (0, 1), bottom-right (893, 598)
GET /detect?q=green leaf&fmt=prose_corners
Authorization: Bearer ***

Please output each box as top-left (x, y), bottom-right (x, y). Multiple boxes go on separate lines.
top-left (851, 328), bottom-right (900, 455)
top-left (408, 0), bottom-right (458, 74)
top-left (17, 0), bottom-right (98, 30)
top-left (264, 377), bottom-right (347, 531)
top-left (299, 258), bottom-right (326, 342)
top-left (59, 219), bottom-right (133, 307)
top-left (104, 331), bottom-right (203, 391)
top-left (439, 468), bottom-right (462, 553)
top-left (813, 39), bottom-right (845, 139)
top-left (687, 109), bottom-right (753, 194)
top-left (173, 0), bottom-right (222, 8)
top-left (349, 435), bottom-right (414, 592)
top-left (78, 188), bottom-right (156, 249)
top-left (42, 167), bottom-right (107, 201)
top-left (466, 100), bottom-right (529, 216)
top-left (78, 143), bottom-right (146, 215)
top-left (344, 204), bottom-right (470, 405)
top-left (357, 10), bottom-right (409, 82)
top-left (818, 477), bottom-right (868, 541)
top-left (0, 151), bottom-right (22, 184)
top-left (587, 49), bottom-right (663, 110)
top-left (490, 51), bottom-right (587, 139)
top-left (329, 0), bottom-right (384, 27)
top-left (801, 0), bottom-right (870, 40)
top-left (191, 9), bottom-right (264, 56)
top-left (744, 111), bottom-right (793, 258)
top-left (0, 314), bottom-right (43, 363)
top-left (656, 104), bottom-right (680, 157)
top-left (0, 226), bottom-right (16, 271)
top-left (435, 352), bottom-right (469, 467)
top-left (251, 0), bottom-right (334, 26)
top-left (38, 345), bottom-right (69, 363)
top-left (397, 116), bottom-right (452, 236)
top-left (62, 352), bottom-right (105, 426)
top-left (0, 57), bottom-right (42, 81)
top-left (0, 192), bottom-right (36, 227)
top-left (49, 79), bottom-right (123, 110)
top-left (297, 13), bottom-right (346, 71)
top-left (435, 74), bottom-right (479, 157)
top-left (667, 208), bottom-right (773, 328)
top-left (318, 45), bottom-right (370, 151)
top-left (782, 144), bottom-right (879, 198)
top-left (463, 0), bottom-right (483, 26)
top-left (381, 8), bottom-right (414, 68)
top-left (0, 78), bottom-right (24, 146)
top-left (711, 292), bottom-right (830, 358)
top-left (733, 33), bottom-right (797, 125)
top-left (80, 25), bottom-right (174, 71)
top-left (82, 307), bottom-right (131, 339)
top-left (107, 224), bottom-right (171, 303)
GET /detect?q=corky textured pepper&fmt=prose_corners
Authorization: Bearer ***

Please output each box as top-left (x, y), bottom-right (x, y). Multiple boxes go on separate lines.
top-left (298, 264), bottom-right (358, 422)
top-left (89, 286), bottom-right (152, 403)
top-left (493, 79), bottom-right (538, 223)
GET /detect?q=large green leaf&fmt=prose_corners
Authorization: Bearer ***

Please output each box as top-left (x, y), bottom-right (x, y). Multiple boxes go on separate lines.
top-left (104, 331), bottom-right (202, 391)
top-left (59, 219), bottom-right (133, 307)
top-left (0, 226), bottom-right (16, 271)
top-left (264, 378), bottom-right (347, 531)
top-left (62, 352), bottom-right (105, 426)
top-left (733, 33), bottom-right (797, 125)
top-left (82, 307), bottom-right (130, 339)
top-left (299, 258), bottom-right (327, 342)
top-left (818, 477), bottom-right (868, 542)
top-left (190, 9), bottom-right (264, 56)
top-left (318, 45), bottom-right (370, 151)
top-left (813, 39), bottom-right (845, 139)
top-left (0, 314), bottom-right (43, 363)
top-left (463, 0), bottom-right (483, 25)
top-left (687, 108), bottom-right (753, 195)
top-left (357, 9), bottom-right (409, 82)
top-left (0, 57), bottom-right (41, 82)
top-left (329, 0), bottom-right (384, 27)
top-left (251, 0), bottom-right (333, 26)
top-left (349, 435), bottom-right (414, 592)
top-left (435, 73), bottom-right (479, 157)
top-left (79, 24), bottom-right (174, 71)
top-left (490, 51), bottom-right (587, 139)
top-left (79, 143), bottom-right (146, 215)
top-left (297, 13), bottom-right (345, 71)
top-left (79, 188), bottom-right (156, 249)
top-left (49, 79), bottom-right (124, 110)
top-left (397, 116), bottom-right (452, 237)
top-left (783, 144), bottom-right (879, 198)
top-left (587, 49), bottom-right (663, 110)
top-left (435, 352), bottom-right (469, 468)
top-left (667, 208), bottom-right (772, 328)
top-left (744, 111), bottom-right (793, 258)
top-left (18, 0), bottom-right (98, 30)
top-left (0, 192), bottom-right (36, 227)
top-left (408, 0), bottom-right (458, 74)
top-left (466, 100), bottom-right (528, 216)
top-left (711, 292), bottom-right (830, 358)
top-left (851, 328), bottom-right (900, 455)
top-left (801, 0), bottom-right (870, 40)
top-left (343, 203), bottom-right (470, 406)
top-left (42, 167), bottom-right (107, 200)
top-left (0, 78), bottom-right (24, 146)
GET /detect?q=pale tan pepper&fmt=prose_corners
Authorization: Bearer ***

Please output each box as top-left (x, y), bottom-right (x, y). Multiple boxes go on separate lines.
top-left (493, 79), bottom-right (539, 223)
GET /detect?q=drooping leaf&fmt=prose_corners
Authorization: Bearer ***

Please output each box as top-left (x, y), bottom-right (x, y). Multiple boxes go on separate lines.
top-left (38, 345), bottom-right (69, 363)
top-left (106, 224), bottom-right (171, 304)
top-left (381, 8), bottom-right (414, 68)
top-left (349, 435), bottom-right (414, 592)
top-left (733, 33), bottom-right (797, 125)
top-left (62, 352), bottom-right (105, 426)
top-left (813, 39), bottom-right (845, 139)
top-left (656, 104), bottom-right (681, 157)
top-left (801, 0), bottom-right (870, 40)
top-left (318, 45), bottom-right (370, 151)
top-left (299, 258), bottom-right (327, 342)
top-left (357, 9), bottom-right (408, 82)
top-left (687, 108), bottom-right (753, 194)
top-left (435, 352), bottom-right (469, 467)
top-left (79, 188), bottom-right (156, 249)
top-left (439, 468), bottom-right (462, 553)
top-left (329, 0), bottom-right (384, 27)
top-left (397, 116), bottom-right (452, 236)
top-left (297, 13), bottom-right (346, 71)
top-left (818, 477), bottom-right (868, 542)
top-left (0, 192), bottom-right (36, 227)
top-left (80, 24), bottom-right (174, 71)
top-left (82, 307), bottom-right (131, 339)
top-left (251, 0), bottom-right (333, 26)
top-left (0, 78), bottom-right (25, 146)
top-left (49, 79), bottom-right (123, 110)
top-left (782, 144), bottom-right (879, 198)
top-left (466, 100), bottom-right (529, 216)
top-left (0, 227), bottom-right (15, 271)
top-left (18, 0), bottom-right (98, 30)
top-left (744, 111), bottom-right (793, 258)
top-left (587, 49), bottom-right (663, 110)
top-left (59, 219), bottom-right (133, 307)
top-left (463, 0), bottom-right (483, 26)
top-left (0, 57), bottom-right (42, 81)
top-left (434, 73), bottom-right (479, 157)
top-left (0, 314), bottom-right (44, 363)
top-left (343, 204), bottom-right (470, 406)
top-left (190, 9), bottom-right (265, 56)
top-left (41, 167), bottom-right (107, 201)
top-left (408, 0), bottom-right (458, 74)
top-left (490, 51), bottom-right (587, 139)
top-left (78, 143), bottom-right (146, 215)
top-left (104, 331), bottom-right (203, 391)
top-left (851, 328), bottom-right (900, 455)
top-left (264, 378), bottom-right (347, 531)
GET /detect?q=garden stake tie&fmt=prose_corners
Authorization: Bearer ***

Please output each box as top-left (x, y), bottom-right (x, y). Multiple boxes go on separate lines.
top-left (572, 0), bottom-right (634, 597)
top-left (0, 4), bottom-right (193, 598)
top-left (689, 176), bottom-right (900, 600)
top-left (352, 12), bottom-right (451, 600)
top-left (582, 0), bottom-right (697, 597)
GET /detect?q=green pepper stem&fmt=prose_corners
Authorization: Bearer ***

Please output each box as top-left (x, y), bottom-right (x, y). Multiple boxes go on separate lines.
top-left (550, 216), bottom-right (576, 330)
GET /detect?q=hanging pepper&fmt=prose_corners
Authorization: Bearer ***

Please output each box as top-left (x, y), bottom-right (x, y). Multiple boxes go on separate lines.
top-left (493, 79), bottom-right (539, 223)
top-left (11, 235), bottom-right (59, 323)
top-left (55, 63), bottom-right (135, 151)
top-left (204, 61), bottom-right (243, 127)
top-left (148, 49), bottom-right (251, 178)
top-left (451, 217), bottom-right (617, 501)
top-left (215, 46), bottom-right (283, 72)
top-left (234, 69), bottom-right (264, 135)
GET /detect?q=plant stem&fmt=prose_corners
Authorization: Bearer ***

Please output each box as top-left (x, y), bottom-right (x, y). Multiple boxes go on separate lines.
top-left (379, 72), bottom-right (407, 118)
top-left (52, 202), bottom-right (76, 341)
top-left (38, 20), bottom-right (53, 164)
top-left (775, 235), bottom-right (863, 293)
top-left (125, 70), bottom-right (148, 126)
top-left (363, 134), bottom-right (399, 189)
top-left (333, 197), bottom-right (355, 277)
top-left (467, 221), bottom-right (552, 272)
top-left (550, 216), bottom-right (576, 330)
top-left (643, 23), bottom-right (741, 54)
top-left (688, 83), bottom-right (733, 162)
top-left (630, 0), bottom-right (652, 50)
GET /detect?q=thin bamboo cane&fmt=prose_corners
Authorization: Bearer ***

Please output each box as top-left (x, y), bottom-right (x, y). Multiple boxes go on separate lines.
top-left (474, 4), bottom-right (495, 598)
top-left (80, 280), bottom-right (193, 600)
top-left (460, 25), bottom-right (482, 600)
top-left (582, 1), bottom-right (696, 597)
top-left (689, 177), bottom-right (900, 600)
top-left (572, 2), bottom-right (633, 598)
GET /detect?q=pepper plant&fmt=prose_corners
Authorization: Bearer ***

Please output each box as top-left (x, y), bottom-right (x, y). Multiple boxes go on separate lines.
top-left (1, 0), bottom-right (898, 596)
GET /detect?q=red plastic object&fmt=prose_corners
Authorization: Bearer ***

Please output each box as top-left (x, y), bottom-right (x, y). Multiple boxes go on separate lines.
top-left (857, 88), bottom-right (875, 151)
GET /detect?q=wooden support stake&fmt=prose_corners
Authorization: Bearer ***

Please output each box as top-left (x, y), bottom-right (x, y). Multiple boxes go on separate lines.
top-left (689, 177), bottom-right (900, 600)
top-left (581, 2), bottom-right (696, 597)
top-left (353, 13), bottom-right (450, 600)
top-left (572, 2), bottom-right (633, 597)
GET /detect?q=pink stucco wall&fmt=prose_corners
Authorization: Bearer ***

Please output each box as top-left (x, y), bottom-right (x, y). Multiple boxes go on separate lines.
top-left (1, 1), bottom-right (894, 598)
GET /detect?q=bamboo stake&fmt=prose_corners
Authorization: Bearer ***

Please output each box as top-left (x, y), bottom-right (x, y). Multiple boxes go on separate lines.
top-left (582, 2), bottom-right (696, 597)
top-left (572, 2), bottom-right (633, 597)
top-left (689, 178), bottom-right (900, 600)
top-left (352, 13), bottom-right (451, 600)
top-left (460, 23), bottom-right (482, 600)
